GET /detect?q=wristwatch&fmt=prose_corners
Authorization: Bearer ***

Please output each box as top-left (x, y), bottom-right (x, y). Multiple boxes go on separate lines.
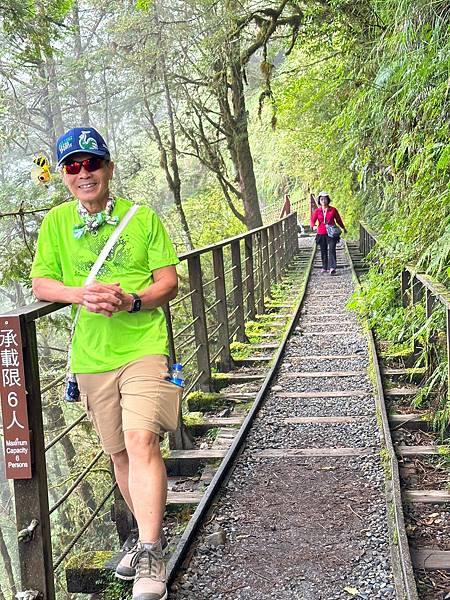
top-left (128, 293), bottom-right (142, 313)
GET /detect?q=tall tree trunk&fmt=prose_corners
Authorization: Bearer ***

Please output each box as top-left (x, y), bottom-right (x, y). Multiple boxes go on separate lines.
top-left (45, 52), bottom-right (64, 138)
top-left (215, 59), bottom-right (262, 229)
top-left (37, 61), bottom-right (58, 156)
top-left (161, 51), bottom-right (193, 250)
top-left (101, 64), bottom-right (125, 196)
top-left (72, 0), bottom-right (90, 124)
top-left (220, 0), bottom-right (262, 229)
top-left (229, 58), bottom-right (262, 229)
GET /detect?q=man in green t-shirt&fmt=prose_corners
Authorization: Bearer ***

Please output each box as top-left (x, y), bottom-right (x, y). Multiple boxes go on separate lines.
top-left (31, 126), bottom-right (180, 600)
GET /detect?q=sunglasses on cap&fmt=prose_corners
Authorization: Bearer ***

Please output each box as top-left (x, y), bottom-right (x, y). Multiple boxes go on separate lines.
top-left (63, 156), bottom-right (106, 175)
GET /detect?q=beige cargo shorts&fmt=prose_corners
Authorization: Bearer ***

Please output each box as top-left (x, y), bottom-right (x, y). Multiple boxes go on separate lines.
top-left (76, 355), bottom-right (182, 454)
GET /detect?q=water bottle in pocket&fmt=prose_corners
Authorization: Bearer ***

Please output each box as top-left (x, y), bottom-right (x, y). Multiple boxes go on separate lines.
top-left (169, 363), bottom-right (184, 387)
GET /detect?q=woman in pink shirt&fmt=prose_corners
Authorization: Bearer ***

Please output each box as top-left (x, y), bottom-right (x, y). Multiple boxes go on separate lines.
top-left (311, 191), bottom-right (347, 275)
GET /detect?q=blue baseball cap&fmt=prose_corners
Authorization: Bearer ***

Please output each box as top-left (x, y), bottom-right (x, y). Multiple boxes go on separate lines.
top-left (56, 127), bottom-right (110, 166)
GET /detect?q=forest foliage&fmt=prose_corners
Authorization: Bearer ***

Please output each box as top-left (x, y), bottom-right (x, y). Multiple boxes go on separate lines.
top-left (0, 0), bottom-right (449, 597)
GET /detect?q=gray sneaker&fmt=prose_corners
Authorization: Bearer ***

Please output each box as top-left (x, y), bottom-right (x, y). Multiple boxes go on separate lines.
top-left (131, 540), bottom-right (167, 600)
top-left (115, 532), bottom-right (167, 581)
top-left (115, 541), bottom-right (139, 580)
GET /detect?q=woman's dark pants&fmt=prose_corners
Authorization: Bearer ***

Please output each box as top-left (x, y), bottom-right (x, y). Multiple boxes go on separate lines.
top-left (316, 234), bottom-right (338, 271)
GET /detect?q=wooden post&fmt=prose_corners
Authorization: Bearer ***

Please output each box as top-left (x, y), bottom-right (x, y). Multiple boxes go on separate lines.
top-left (447, 309), bottom-right (450, 402)
top-left (291, 214), bottom-right (298, 261)
top-left (359, 223), bottom-right (364, 255)
top-left (412, 276), bottom-right (423, 304)
top-left (256, 232), bottom-right (265, 314)
top-left (284, 220), bottom-right (289, 271)
top-left (163, 304), bottom-right (176, 366)
top-left (276, 221), bottom-right (284, 275)
top-left (267, 225), bottom-right (277, 284)
top-left (231, 240), bottom-right (246, 342)
top-left (244, 236), bottom-right (256, 321)
top-left (162, 304), bottom-right (191, 450)
top-left (14, 317), bottom-right (56, 599)
top-left (261, 228), bottom-right (271, 299)
top-left (425, 289), bottom-right (436, 374)
top-left (187, 255), bottom-right (211, 390)
top-left (401, 270), bottom-right (410, 308)
top-left (425, 288), bottom-right (435, 319)
top-left (212, 247), bottom-right (232, 371)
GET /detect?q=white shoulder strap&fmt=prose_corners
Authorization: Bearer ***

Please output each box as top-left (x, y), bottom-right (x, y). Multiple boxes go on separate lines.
top-left (85, 204), bottom-right (139, 285)
top-left (72, 204), bottom-right (139, 329)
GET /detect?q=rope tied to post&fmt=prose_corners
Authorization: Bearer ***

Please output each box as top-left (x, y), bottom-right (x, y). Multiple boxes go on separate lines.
top-left (18, 518), bottom-right (39, 542)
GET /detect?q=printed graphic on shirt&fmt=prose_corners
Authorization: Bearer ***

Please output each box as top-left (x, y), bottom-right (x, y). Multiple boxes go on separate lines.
top-left (74, 233), bottom-right (132, 279)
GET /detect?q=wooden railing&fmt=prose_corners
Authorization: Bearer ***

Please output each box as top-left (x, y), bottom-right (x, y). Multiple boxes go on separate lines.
top-left (359, 221), bottom-right (377, 256)
top-left (358, 222), bottom-right (450, 397)
top-left (0, 212), bottom-right (299, 599)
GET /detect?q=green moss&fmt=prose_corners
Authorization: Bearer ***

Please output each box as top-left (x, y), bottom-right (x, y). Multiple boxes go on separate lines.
top-left (379, 447), bottom-right (391, 480)
top-left (182, 411), bottom-right (204, 426)
top-left (389, 504), bottom-right (398, 546)
top-left (160, 434), bottom-right (170, 459)
top-left (230, 341), bottom-right (252, 360)
top-left (66, 550), bottom-right (114, 570)
top-left (233, 399), bottom-right (254, 413)
top-left (379, 342), bottom-right (414, 359)
top-left (375, 406), bottom-right (383, 429)
top-left (186, 391), bottom-right (223, 411)
top-left (437, 445), bottom-right (450, 457)
top-left (100, 573), bottom-right (131, 599)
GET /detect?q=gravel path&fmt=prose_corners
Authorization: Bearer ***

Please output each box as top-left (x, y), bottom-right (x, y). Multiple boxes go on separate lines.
top-left (170, 239), bottom-right (398, 600)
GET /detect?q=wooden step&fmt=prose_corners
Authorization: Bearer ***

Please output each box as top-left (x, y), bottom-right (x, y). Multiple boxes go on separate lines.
top-left (233, 356), bottom-right (272, 366)
top-left (264, 303), bottom-right (293, 309)
top-left (411, 549), bottom-right (450, 570)
top-left (213, 373), bottom-right (265, 383)
top-left (301, 321), bottom-right (355, 327)
top-left (298, 331), bottom-right (361, 337)
top-left (257, 447), bottom-right (377, 458)
top-left (300, 313), bottom-right (349, 318)
top-left (385, 386), bottom-right (418, 397)
top-left (389, 414), bottom-right (430, 430)
top-left (275, 389), bottom-right (370, 399)
top-left (255, 314), bottom-right (288, 320)
top-left (403, 489), bottom-right (450, 503)
top-left (220, 392), bottom-right (255, 400)
top-left (167, 490), bottom-right (203, 504)
top-left (256, 333), bottom-right (278, 339)
top-left (252, 343), bottom-right (279, 349)
top-left (284, 416), bottom-right (369, 425)
top-left (397, 445), bottom-right (445, 457)
top-left (382, 367), bottom-right (426, 379)
top-left (282, 370), bottom-right (366, 378)
top-left (167, 447), bottom-right (228, 460)
top-left (189, 416), bottom-right (244, 436)
top-left (289, 354), bottom-right (364, 361)
top-left (309, 294), bottom-right (350, 299)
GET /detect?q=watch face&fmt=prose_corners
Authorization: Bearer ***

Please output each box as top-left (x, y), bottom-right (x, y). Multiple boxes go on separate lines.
top-left (133, 296), bottom-right (142, 312)
top-left (130, 294), bottom-right (142, 312)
